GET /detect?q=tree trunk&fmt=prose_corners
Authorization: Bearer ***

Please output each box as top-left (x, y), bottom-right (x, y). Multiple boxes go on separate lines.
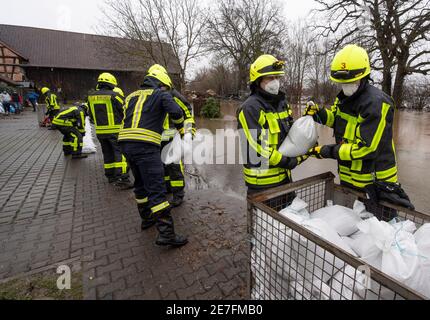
top-left (381, 68), bottom-right (392, 97)
top-left (392, 71), bottom-right (405, 109)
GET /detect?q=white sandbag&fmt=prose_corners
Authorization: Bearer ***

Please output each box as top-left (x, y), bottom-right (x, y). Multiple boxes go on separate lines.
top-left (82, 117), bottom-right (97, 154)
top-left (289, 277), bottom-right (331, 300)
top-left (279, 197), bottom-right (310, 221)
top-left (411, 224), bottom-right (430, 298)
top-left (329, 265), bottom-right (383, 300)
top-left (278, 116), bottom-right (318, 157)
top-left (311, 202), bottom-right (363, 237)
top-left (0, 103), bottom-right (4, 114)
top-left (161, 133), bottom-right (183, 165)
top-left (356, 218), bottom-right (420, 286)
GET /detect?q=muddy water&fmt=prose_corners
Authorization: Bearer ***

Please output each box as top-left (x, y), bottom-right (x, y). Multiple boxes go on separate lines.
top-left (191, 108), bottom-right (430, 212)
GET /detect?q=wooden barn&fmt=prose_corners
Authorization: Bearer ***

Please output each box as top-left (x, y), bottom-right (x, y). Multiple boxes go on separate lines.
top-left (0, 24), bottom-right (181, 101)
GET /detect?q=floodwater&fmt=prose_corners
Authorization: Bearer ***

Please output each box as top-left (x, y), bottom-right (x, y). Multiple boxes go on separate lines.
top-left (190, 106), bottom-right (430, 213)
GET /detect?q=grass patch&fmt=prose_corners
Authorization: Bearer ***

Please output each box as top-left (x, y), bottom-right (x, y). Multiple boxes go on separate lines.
top-left (0, 271), bottom-right (83, 300)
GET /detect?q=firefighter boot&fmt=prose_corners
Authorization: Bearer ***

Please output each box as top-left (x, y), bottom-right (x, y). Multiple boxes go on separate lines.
top-left (155, 210), bottom-right (188, 247)
top-left (138, 204), bottom-right (156, 231)
top-left (170, 192), bottom-right (184, 208)
top-left (72, 153), bottom-right (88, 159)
top-left (114, 177), bottom-right (134, 190)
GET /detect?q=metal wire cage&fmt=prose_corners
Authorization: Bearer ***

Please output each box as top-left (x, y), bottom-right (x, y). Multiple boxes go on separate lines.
top-left (247, 172), bottom-right (430, 300)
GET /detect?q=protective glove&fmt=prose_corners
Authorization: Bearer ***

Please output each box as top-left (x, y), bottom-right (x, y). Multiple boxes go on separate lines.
top-left (303, 100), bottom-right (321, 117)
top-left (279, 154), bottom-right (309, 170)
top-left (308, 144), bottom-right (339, 159)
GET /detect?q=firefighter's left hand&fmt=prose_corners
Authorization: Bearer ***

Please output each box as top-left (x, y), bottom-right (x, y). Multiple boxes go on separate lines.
top-left (308, 144), bottom-right (338, 159)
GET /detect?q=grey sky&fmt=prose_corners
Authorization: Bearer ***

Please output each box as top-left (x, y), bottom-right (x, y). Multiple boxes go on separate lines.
top-left (0, 0), bottom-right (316, 34)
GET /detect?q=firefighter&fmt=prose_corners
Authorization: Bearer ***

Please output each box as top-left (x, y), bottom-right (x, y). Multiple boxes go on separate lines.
top-left (237, 54), bottom-right (309, 195)
top-left (149, 65), bottom-right (196, 207)
top-left (52, 103), bottom-right (88, 159)
top-left (118, 65), bottom-right (188, 247)
top-left (305, 44), bottom-right (413, 214)
top-left (87, 73), bottom-right (132, 189)
top-left (41, 87), bottom-right (61, 129)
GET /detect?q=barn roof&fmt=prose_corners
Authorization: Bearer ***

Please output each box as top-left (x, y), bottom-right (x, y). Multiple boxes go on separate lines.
top-left (0, 24), bottom-right (180, 74)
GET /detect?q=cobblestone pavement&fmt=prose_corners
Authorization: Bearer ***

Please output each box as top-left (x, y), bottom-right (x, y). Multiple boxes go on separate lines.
top-left (0, 111), bottom-right (248, 300)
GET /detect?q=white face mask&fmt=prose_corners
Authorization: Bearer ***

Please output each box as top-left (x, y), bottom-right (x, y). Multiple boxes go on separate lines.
top-left (264, 79), bottom-right (281, 95)
top-left (341, 81), bottom-right (360, 97)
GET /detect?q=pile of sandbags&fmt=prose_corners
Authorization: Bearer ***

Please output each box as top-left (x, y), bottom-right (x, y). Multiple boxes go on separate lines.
top-left (251, 197), bottom-right (430, 300)
top-left (82, 117), bottom-right (97, 154)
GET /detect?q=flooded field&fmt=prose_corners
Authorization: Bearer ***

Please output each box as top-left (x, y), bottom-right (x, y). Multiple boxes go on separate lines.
top-left (191, 108), bottom-right (430, 213)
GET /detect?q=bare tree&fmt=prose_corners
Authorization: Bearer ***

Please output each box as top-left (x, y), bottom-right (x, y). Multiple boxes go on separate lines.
top-left (205, 0), bottom-right (287, 93)
top-left (313, 0), bottom-right (430, 108)
top-left (283, 23), bottom-right (312, 105)
top-left (100, 0), bottom-right (208, 90)
top-left (307, 39), bottom-right (339, 104)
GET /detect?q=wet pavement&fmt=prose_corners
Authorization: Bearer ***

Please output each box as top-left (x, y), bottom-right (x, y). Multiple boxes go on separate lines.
top-left (0, 111), bottom-right (247, 300)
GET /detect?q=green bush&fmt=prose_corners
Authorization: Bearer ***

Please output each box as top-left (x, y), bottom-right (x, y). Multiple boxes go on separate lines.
top-left (200, 97), bottom-right (221, 119)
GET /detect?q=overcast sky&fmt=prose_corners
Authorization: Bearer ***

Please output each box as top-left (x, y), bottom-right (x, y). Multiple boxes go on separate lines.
top-left (0, 0), bottom-right (316, 34)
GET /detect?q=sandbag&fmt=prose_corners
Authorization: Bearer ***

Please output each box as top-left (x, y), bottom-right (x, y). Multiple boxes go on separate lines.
top-left (412, 224), bottom-right (430, 298)
top-left (0, 103), bottom-right (4, 114)
top-left (278, 116), bottom-right (318, 157)
top-left (311, 201), bottom-right (364, 237)
top-left (82, 117), bottom-right (97, 154)
top-left (356, 218), bottom-right (420, 285)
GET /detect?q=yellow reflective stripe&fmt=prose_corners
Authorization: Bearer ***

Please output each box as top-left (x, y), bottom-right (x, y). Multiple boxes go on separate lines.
top-left (339, 173), bottom-right (371, 188)
top-left (70, 132), bottom-right (78, 151)
top-left (63, 142), bottom-right (72, 146)
top-left (132, 91), bottom-right (151, 129)
top-left (118, 133), bottom-right (161, 145)
top-left (337, 111), bottom-right (358, 141)
top-left (136, 197), bottom-right (149, 204)
top-left (258, 111), bottom-right (265, 126)
top-left (52, 119), bottom-right (73, 126)
top-left (120, 128), bottom-right (161, 140)
top-left (151, 201), bottom-right (170, 214)
top-left (244, 173), bottom-right (287, 186)
top-left (269, 150), bottom-right (283, 166)
top-left (171, 181), bottom-right (185, 187)
top-left (244, 167), bottom-right (285, 177)
top-left (163, 115), bottom-right (170, 130)
top-left (115, 95), bottom-right (124, 105)
top-left (325, 108), bottom-right (335, 128)
top-left (174, 97), bottom-right (192, 118)
top-left (171, 116), bottom-right (184, 124)
top-left (351, 160), bottom-right (363, 172)
top-left (164, 176), bottom-right (171, 181)
top-left (351, 103), bottom-right (390, 159)
top-left (107, 103), bottom-right (115, 128)
top-left (265, 113), bottom-right (280, 134)
top-left (238, 111), bottom-right (272, 159)
top-left (339, 144), bottom-right (353, 161)
top-left (376, 166), bottom-right (398, 180)
top-left (339, 166), bottom-right (373, 181)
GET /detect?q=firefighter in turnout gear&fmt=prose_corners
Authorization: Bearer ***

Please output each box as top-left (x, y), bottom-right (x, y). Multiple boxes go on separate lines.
top-left (305, 44), bottom-right (413, 213)
top-left (52, 103), bottom-right (88, 159)
top-left (118, 65), bottom-right (188, 247)
top-left (149, 65), bottom-right (196, 207)
top-left (237, 54), bottom-right (309, 195)
top-left (87, 73), bottom-right (132, 189)
top-left (41, 87), bottom-right (61, 127)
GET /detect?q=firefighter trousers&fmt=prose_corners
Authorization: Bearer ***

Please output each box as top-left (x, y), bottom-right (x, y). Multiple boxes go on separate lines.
top-left (120, 142), bottom-right (172, 221)
top-left (57, 126), bottom-right (83, 155)
top-left (98, 134), bottom-right (129, 182)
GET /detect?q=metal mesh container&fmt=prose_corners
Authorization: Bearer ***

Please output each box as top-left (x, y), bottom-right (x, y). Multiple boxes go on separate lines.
top-left (247, 172), bottom-right (430, 300)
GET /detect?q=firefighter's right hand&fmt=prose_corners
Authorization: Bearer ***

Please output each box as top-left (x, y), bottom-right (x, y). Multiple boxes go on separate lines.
top-left (303, 101), bottom-right (321, 117)
top-left (279, 155), bottom-right (309, 170)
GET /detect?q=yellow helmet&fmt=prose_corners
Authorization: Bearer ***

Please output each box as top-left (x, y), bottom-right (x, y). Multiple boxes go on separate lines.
top-left (41, 87), bottom-right (50, 95)
top-left (148, 64), bottom-right (168, 75)
top-left (147, 64), bottom-right (173, 89)
top-left (330, 44), bottom-right (371, 83)
top-left (250, 54), bottom-right (285, 83)
top-left (98, 72), bottom-right (118, 86)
